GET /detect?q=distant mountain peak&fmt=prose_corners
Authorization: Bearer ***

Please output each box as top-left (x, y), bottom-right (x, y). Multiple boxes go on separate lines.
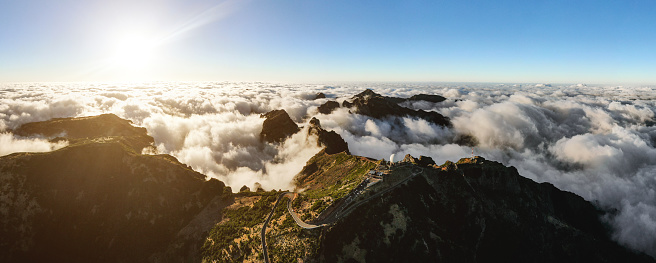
top-left (260, 109), bottom-right (300, 143)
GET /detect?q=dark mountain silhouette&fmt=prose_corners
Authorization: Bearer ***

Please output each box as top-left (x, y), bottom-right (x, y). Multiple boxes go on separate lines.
top-left (260, 109), bottom-right (300, 143)
top-left (317, 89), bottom-right (450, 126)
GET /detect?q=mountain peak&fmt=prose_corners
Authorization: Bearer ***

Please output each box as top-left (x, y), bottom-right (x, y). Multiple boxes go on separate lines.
top-left (260, 109), bottom-right (300, 143)
top-left (354, 89), bottom-right (380, 99)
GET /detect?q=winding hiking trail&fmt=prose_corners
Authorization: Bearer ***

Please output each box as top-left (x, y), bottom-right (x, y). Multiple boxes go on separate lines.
top-left (261, 192), bottom-right (323, 263)
top-left (261, 164), bottom-right (424, 263)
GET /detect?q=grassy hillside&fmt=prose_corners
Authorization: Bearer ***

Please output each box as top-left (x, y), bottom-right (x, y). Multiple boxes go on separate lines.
top-left (201, 151), bottom-right (377, 262)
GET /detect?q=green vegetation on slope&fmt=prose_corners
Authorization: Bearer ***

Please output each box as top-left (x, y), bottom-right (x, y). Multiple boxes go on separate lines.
top-left (201, 151), bottom-right (376, 262)
top-left (296, 151), bottom-right (375, 191)
top-left (202, 190), bottom-right (321, 262)
top-left (294, 151), bottom-right (376, 219)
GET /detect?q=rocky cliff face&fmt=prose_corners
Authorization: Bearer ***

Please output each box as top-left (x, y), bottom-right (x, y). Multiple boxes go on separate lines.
top-left (318, 156), bottom-right (654, 263)
top-left (260, 109), bottom-right (300, 143)
top-left (260, 108), bottom-right (350, 154)
top-left (308, 117), bottom-right (350, 155)
top-left (0, 115), bottom-right (228, 263)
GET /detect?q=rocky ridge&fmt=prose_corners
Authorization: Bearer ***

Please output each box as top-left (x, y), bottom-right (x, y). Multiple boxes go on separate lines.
top-left (318, 156), bottom-right (654, 262)
top-left (401, 154), bottom-right (437, 168)
top-left (319, 89), bottom-right (450, 127)
top-left (14, 113), bottom-right (154, 153)
top-left (384, 93), bottom-right (447, 104)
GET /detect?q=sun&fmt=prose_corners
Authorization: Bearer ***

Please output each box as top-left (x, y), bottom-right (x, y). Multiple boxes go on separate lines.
top-left (111, 35), bottom-right (157, 70)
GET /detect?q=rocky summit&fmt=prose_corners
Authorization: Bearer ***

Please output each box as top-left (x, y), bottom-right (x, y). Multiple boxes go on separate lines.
top-left (260, 109), bottom-right (300, 143)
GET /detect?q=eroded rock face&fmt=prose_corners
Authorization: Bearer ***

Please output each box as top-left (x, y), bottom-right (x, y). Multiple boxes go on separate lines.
top-left (343, 89), bottom-right (450, 126)
top-left (319, 156), bottom-right (655, 263)
top-left (260, 109), bottom-right (300, 143)
top-left (308, 117), bottom-right (349, 155)
top-left (314, 93), bottom-right (327, 100)
top-left (1, 115), bottom-right (228, 263)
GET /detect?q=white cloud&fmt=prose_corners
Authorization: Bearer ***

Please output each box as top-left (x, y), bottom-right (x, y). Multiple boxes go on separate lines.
top-left (0, 133), bottom-right (68, 157)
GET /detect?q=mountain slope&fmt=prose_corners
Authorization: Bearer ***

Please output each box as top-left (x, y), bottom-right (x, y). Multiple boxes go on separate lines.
top-left (0, 115), bottom-right (227, 262)
top-left (318, 157), bottom-right (654, 262)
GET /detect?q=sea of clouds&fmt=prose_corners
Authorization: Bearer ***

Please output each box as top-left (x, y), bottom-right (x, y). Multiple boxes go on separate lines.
top-left (1, 81), bottom-right (655, 256)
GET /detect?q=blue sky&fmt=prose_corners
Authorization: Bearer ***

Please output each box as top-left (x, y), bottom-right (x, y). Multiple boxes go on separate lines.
top-left (1, 0), bottom-right (655, 84)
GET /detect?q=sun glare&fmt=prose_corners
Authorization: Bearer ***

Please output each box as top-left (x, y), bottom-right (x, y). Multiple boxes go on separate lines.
top-left (111, 35), bottom-right (156, 70)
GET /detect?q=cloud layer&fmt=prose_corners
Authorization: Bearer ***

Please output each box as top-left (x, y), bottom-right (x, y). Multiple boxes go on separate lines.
top-left (1, 81), bottom-right (656, 256)
top-left (0, 133), bottom-right (68, 157)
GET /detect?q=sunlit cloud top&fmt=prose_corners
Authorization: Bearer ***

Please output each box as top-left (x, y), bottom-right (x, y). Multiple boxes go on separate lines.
top-left (1, 0), bottom-right (656, 83)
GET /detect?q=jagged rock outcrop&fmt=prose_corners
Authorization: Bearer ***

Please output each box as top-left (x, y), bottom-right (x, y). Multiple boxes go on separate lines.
top-left (260, 110), bottom-right (300, 143)
top-left (308, 117), bottom-right (349, 155)
top-left (318, 155), bottom-right (655, 263)
top-left (317, 100), bottom-right (340, 114)
top-left (342, 89), bottom-right (450, 126)
top-left (0, 115), bottom-right (229, 263)
top-left (314, 92), bottom-right (327, 100)
top-left (401, 154), bottom-right (436, 167)
top-left (13, 113), bottom-right (154, 152)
